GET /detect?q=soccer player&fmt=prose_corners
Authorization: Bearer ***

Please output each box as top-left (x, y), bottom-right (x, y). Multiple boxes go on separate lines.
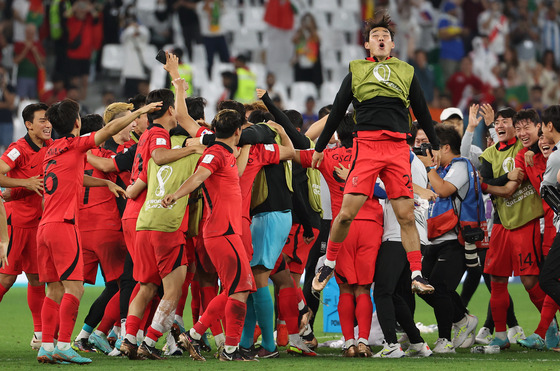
top-left (311, 14), bottom-right (439, 294)
top-left (0, 189), bottom-right (8, 269)
top-left (163, 109), bottom-right (257, 361)
top-left (480, 107), bottom-right (546, 349)
top-left (35, 98), bottom-right (159, 365)
top-left (0, 102), bottom-right (51, 350)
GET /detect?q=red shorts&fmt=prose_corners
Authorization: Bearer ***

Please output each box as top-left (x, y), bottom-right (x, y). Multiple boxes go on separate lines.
top-left (484, 219), bottom-right (542, 277)
top-left (0, 225), bottom-right (39, 275)
top-left (195, 235), bottom-right (216, 274)
top-left (282, 225), bottom-right (319, 275)
top-left (122, 218), bottom-right (137, 258)
top-left (335, 219), bottom-right (382, 285)
top-left (344, 135), bottom-right (413, 200)
top-left (204, 234), bottom-right (256, 295)
top-left (134, 230), bottom-right (187, 285)
top-left (241, 217), bottom-right (253, 261)
top-left (37, 223), bottom-right (84, 283)
top-left (82, 229), bottom-right (126, 285)
top-left (271, 254), bottom-right (287, 276)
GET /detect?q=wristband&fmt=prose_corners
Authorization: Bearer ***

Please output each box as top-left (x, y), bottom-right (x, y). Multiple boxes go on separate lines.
top-left (425, 166), bottom-right (435, 173)
top-left (481, 182), bottom-right (488, 192)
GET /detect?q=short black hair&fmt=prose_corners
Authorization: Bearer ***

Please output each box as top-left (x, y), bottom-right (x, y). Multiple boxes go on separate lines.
top-left (213, 109), bottom-right (243, 139)
top-left (362, 13), bottom-right (394, 41)
top-left (408, 122), bottom-right (419, 146)
top-left (45, 99), bottom-right (80, 136)
top-left (146, 89), bottom-right (174, 122)
top-left (318, 104), bottom-right (332, 119)
top-left (284, 109), bottom-right (303, 129)
top-left (436, 124), bottom-right (461, 155)
top-left (495, 107), bottom-right (516, 121)
top-left (247, 109), bottom-right (274, 124)
top-left (513, 109), bottom-right (541, 127)
top-left (337, 113), bottom-right (355, 148)
top-left (217, 100), bottom-right (246, 122)
top-left (186, 96), bottom-right (207, 121)
top-left (128, 94), bottom-right (146, 111)
top-left (80, 114), bottom-right (104, 135)
top-left (542, 105), bottom-right (560, 134)
top-left (22, 102), bottom-right (48, 124)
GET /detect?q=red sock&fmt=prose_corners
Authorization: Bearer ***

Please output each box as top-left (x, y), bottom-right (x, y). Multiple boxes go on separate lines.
top-left (146, 326), bottom-right (163, 344)
top-left (355, 293), bottom-right (373, 340)
top-left (58, 293), bottom-right (80, 343)
top-left (194, 292), bottom-right (227, 336)
top-left (535, 295), bottom-right (560, 338)
top-left (0, 282), bottom-right (8, 302)
top-left (125, 314), bottom-right (142, 337)
top-left (278, 287), bottom-right (299, 335)
top-left (98, 291), bottom-right (121, 334)
top-left (406, 250), bottom-right (422, 273)
top-left (176, 272), bottom-right (194, 317)
top-left (27, 284), bottom-right (45, 332)
top-left (291, 276), bottom-right (306, 305)
top-left (201, 285), bottom-right (222, 335)
top-left (190, 280), bottom-right (201, 325)
top-left (326, 240), bottom-right (343, 262)
top-left (527, 282), bottom-right (546, 312)
top-left (41, 297), bottom-right (60, 343)
top-left (338, 293), bottom-right (356, 342)
top-left (224, 297), bottom-right (246, 346)
top-left (490, 281), bottom-right (509, 332)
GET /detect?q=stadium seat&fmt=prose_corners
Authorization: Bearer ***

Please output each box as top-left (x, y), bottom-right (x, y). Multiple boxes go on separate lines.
top-left (340, 0), bottom-right (360, 12)
top-left (331, 10), bottom-right (361, 33)
top-left (242, 7), bottom-right (266, 31)
top-left (221, 8), bottom-right (242, 32)
top-left (232, 28), bottom-right (262, 53)
top-left (290, 82), bottom-right (319, 112)
top-left (320, 82), bottom-right (341, 104)
top-left (321, 29), bottom-right (347, 51)
top-left (101, 44), bottom-right (124, 72)
top-left (341, 45), bottom-right (366, 64)
top-left (211, 62), bottom-right (235, 83)
top-left (248, 62), bottom-right (267, 88)
top-left (309, 0), bottom-right (339, 12)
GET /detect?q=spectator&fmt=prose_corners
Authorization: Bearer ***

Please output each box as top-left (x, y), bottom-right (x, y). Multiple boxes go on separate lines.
top-left (174, 0), bottom-right (201, 62)
top-left (65, 0), bottom-right (102, 100)
top-left (0, 65), bottom-right (15, 153)
top-left (539, 3), bottom-right (560, 67)
top-left (292, 13), bottom-right (323, 88)
top-left (232, 55), bottom-right (256, 104)
top-left (477, 0), bottom-right (509, 59)
top-left (12, 0), bottom-right (43, 44)
top-left (522, 85), bottom-right (545, 116)
top-left (438, 1), bottom-right (466, 82)
top-left (539, 50), bottom-right (559, 107)
top-left (144, 0), bottom-right (172, 51)
top-left (510, 11), bottom-right (539, 65)
top-left (410, 49), bottom-right (435, 104)
top-left (301, 96), bottom-right (318, 133)
top-left (39, 73), bottom-right (67, 107)
top-left (265, 71), bottom-right (288, 106)
top-left (263, 0), bottom-right (295, 85)
top-left (470, 36), bottom-right (500, 89)
top-left (462, 0), bottom-right (485, 54)
top-left (13, 23), bottom-right (44, 99)
top-left (197, 0), bottom-right (230, 78)
top-left (95, 89), bottom-right (116, 116)
top-left (446, 56), bottom-right (485, 109)
top-left (120, 19), bottom-right (151, 99)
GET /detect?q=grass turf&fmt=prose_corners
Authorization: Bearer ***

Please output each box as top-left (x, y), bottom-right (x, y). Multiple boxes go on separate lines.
top-left (1, 283), bottom-right (560, 370)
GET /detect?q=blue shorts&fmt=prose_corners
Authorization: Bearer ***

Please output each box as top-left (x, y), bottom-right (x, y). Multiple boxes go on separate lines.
top-left (250, 210), bottom-right (292, 269)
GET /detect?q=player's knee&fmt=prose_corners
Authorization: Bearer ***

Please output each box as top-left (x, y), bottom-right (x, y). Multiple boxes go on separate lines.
top-left (0, 273), bottom-right (17, 289)
top-left (395, 207), bottom-right (415, 227)
top-left (337, 209), bottom-right (357, 226)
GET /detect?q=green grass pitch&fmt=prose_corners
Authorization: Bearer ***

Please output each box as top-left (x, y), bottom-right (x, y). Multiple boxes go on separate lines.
top-left (1, 283), bottom-right (560, 370)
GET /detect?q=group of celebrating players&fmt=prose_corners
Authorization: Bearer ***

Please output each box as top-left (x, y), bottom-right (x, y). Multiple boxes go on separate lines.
top-left (2, 13), bottom-right (560, 364)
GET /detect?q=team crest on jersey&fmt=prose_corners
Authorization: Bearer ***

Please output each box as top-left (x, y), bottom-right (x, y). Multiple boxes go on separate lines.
top-left (202, 154), bottom-right (214, 164)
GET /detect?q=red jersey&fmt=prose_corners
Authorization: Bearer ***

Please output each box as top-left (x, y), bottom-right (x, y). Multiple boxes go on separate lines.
top-left (198, 142), bottom-right (242, 238)
top-left (299, 146), bottom-right (382, 220)
top-left (122, 125), bottom-right (170, 220)
top-left (0, 135), bottom-right (52, 228)
top-left (40, 133), bottom-right (97, 226)
top-left (79, 147), bottom-right (121, 232)
top-left (240, 144), bottom-right (280, 220)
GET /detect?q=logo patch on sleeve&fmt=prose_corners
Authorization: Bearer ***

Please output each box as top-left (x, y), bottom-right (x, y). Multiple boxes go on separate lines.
top-left (156, 138), bottom-right (167, 146)
top-left (202, 154), bottom-right (215, 164)
top-left (264, 144), bottom-right (275, 152)
top-left (7, 148), bottom-right (20, 162)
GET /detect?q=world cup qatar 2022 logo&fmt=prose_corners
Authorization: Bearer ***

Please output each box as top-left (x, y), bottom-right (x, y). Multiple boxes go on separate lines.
top-left (373, 64), bottom-right (391, 82)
